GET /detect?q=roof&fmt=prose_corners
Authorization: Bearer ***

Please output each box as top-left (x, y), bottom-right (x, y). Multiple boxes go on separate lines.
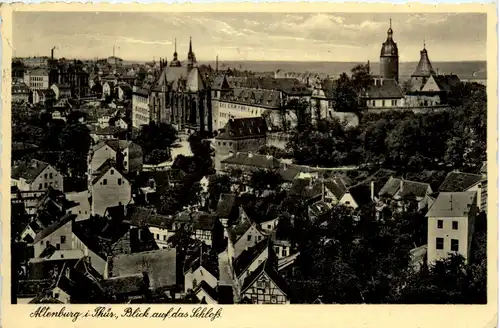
top-left (227, 219), bottom-right (252, 244)
top-left (91, 159), bottom-right (121, 185)
top-left (318, 79), bottom-right (338, 98)
top-left (438, 171), bottom-right (483, 192)
top-left (346, 184), bottom-right (373, 207)
top-left (240, 259), bottom-right (289, 297)
top-left (324, 177), bottom-right (348, 199)
top-left (233, 238), bottom-right (271, 277)
top-left (219, 88), bottom-right (281, 109)
top-left (411, 48), bottom-right (435, 77)
top-left (433, 74), bottom-right (462, 93)
top-left (53, 83), bottom-right (72, 90)
top-left (363, 79), bottom-right (403, 99)
top-left (12, 83), bottom-right (30, 94)
top-left (221, 152), bottom-right (281, 170)
top-left (215, 117), bottom-right (267, 140)
top-left (186, 67), bottom-right (205, 92)
top-left (109, 248), bottom-right (178, 290)
top-left (216, 193), bottom-right (237, 218)
top-left (103, 274), bottom-right (146, 295)
top-left (91, 126), bottom-right (127, 135)
top-left (210, 74), bottom-right (230, 90)
top-left (92, 139), bottom-right (135, 152)
top-left (33, 213), bottom-right (76, 244)
top-left (309, 201), bottom-right (332, 217)
top-left (127, 206), bottom-right (173, 229)
top-left (289, 178), bottom-right (323, 200)
top-left (181, 211), bottom-right (219, 231)
top-left (12, 159), bottom-right (50, 183)
top-left (425, 191), bottom-right (477, 217)
top-left (194, 280), bottom-right (219, 302)
top-left (378, 177), bottom-right (431, 198)
top-left (29, 68), bottom-right (49, 76)
top-left (184, 248), bottom-right (219, 279)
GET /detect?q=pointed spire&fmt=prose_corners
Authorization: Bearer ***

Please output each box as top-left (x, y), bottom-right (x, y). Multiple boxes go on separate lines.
top-left (189, 36), bottom-right (192, 53)
top-left (174, 38), bottom-right (177, 53)
top-left (423, 39), bottom-right (426, 50)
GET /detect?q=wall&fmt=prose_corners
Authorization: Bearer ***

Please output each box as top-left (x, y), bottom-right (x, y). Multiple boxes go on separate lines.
top-left (34, 220), bottom-right (73, 258)
top-left (91, 169), bottom-right (131, 216)
top-left (217, 101), bottom-right (272, 130)
top-left (259, 219), bottom-right (279, 234)
top-left (32, 165), bottom-right (64, 192)
top-left (241, 273), bottom-right (289, 304)
top-left (338, 193), bottom-right (358, 209)
top-left (90, 144), bottom-right (117, 175)
top-left (185, 267), bottom-right (218, 293)
top-left (149, 226), bottom-right (174, 249)
top-left (132, 93), bottom-right (150, 128)
top-left (366, 98), bottom-right (405, 108)
top-left (234, 225), bottom-right (265, 259)
top-left (237, 249), bottom-right (269, 286)
top-left (427, 216), bottom-right (471, 265)
top-left (195, 288), bottom-right (218, 304)
top-left (65, 191), bottom-right (91, 221)
top-left (27, 74), bottom-right (50, 90)
top-left (52, 287), bottom-right (71, 304)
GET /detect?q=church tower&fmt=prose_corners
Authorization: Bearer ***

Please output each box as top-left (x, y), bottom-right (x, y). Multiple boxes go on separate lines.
top-left (187, 37), bottom-right (197, 69)
top-left (380, 19), bottom-right (399, 82)
top-left (170, 38), bottom-right (182, 67)
top-left (411, 42), bottom-right (436, 78)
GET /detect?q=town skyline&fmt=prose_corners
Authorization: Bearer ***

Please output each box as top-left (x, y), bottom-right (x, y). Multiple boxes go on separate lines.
top-left (13, 12), bottom-right (486, 62)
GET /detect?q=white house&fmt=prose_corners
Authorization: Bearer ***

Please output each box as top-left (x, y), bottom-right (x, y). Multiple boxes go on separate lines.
top-left (88, 139), bottom-right (143, 176)
top-left (51, 83), bottom-right (72, 100)
top-left (426, 191), bottom-right (477, 265)
top-left (438, 171), bottom-right (486, 213)
top-left (89, 161), bottom-right (132, 216)
top-left (12, 159), bottom-right (64, 192)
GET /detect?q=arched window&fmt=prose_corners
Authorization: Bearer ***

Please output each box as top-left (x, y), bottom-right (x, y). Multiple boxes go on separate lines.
top-left (192, 279), bottom-right (197, 289)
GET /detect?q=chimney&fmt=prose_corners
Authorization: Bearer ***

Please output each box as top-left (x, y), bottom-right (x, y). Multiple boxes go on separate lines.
top-left (400, 179), bottom-right (404, 192)
top-left (370, 181), bottom-right (375, 201)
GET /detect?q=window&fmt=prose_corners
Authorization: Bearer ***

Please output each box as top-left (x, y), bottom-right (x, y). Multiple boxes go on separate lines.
top-left (452, 221), bottom-right (458, 230)
top-left (451, 239), bottom-right (459, 251)
top-left (38, 184), bottom-right (42, 190)
top-left (282, 249), bottom-right (287, 257)
top-left (56, 244), bottom-right (60, 250)
top-left (257, 281), bottom-right (265, 288)
top-left (49, 173), bottom-right (53, 179)
top-left (103, 179), bottom-right (107, 185)
top-left (267, 224), bottom-right (271, 229)
top-left (44, 183), bottom-right (48, 188)
top-left (61, 236), bottom-right (66, 244)
top-left (247, 235), bottom-right (252, 241)
top-left (436, 237), bottom-right (444, 250)
top-left (44, 173), bottom-right (48, 179)
top-left (437, 220), bottom-right (443, 229)
top-left (118, 178), bottom-right (122, 186)
top-left (110, 169), bottom-right (114, 175)
top-left (156, 234), bottom-right (159, 240)
top-left (54, 293), bottom-right (60, 299)
top-left (123, 161), bottom-right (127, 167)
top-left (257, 235), bottom-right (262, 241)
top-left (192, 279), bottom-right (197, 289)
top-left (271, 296), bottom-right (277, 304)
top-left (163, 235), bottom-right (166, 241)
top-left (251, 295), bottom-right (258, 303)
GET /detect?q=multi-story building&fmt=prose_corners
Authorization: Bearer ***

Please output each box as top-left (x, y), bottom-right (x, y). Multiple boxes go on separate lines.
top-left (426, 191), bottom-right (478, 265)
top-left (23, 69), bottom-right (50, 90)
top-left (12, 82), bottom-right (31, 103)
top-left (132, 86), bottom-right (150, 129)
top-left (88, 139), bottom-right (143, 177)
top-left (12, 159), bottom-right (64, 192)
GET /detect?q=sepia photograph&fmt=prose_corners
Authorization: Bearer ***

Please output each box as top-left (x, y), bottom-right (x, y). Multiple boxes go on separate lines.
top-left (9, 10), bottom-right (489, 306)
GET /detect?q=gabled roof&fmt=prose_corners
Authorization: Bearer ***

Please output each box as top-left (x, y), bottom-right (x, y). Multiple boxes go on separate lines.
top-left (33, 213), bottom-right (76, 244)
top-left (215, 117), bottom-right (267, 140)
top-left (363, 79), bottom-right (404, 99)
top-left (227, 218), bottom-right (253, 244)
top-left (438, 171), bottom-right (483, 192)
top-left (425, 191), bottom-right (477, 217)
top-left (216, 193), bottom-right (237, 218)
top-left (324, 177), bottom-right (348, 199)
top-left (108, 248), bottom-right (178, 290)
top-left (186, 67), bottom-right (205, 92)
top-left (309, 200), bottom-right (332, 217)
top-left (240, 259), bottom-right (289, 297)
top-left (184, 247), bottom-right (219, 279)
top-left (289, 178), bottom-right (323, 200)
top-left (345, 184), bottom-right (373, 207)
top-left (378, 177), bottom-right (431, 198)
top-left (127, 206), bottom-right (173, 229)
top-left (433, 74), bottom-right (462, 93)
top-left (219, 88), bottom-right (281, 109)
top-left (103, 274), bottom-right (146, 295)
top-left (12, 159), bottom-right (50, 183)
top-left (194, 280), bottom-right (219, 302)
top-left (233, 238), bottom-right (271, 277)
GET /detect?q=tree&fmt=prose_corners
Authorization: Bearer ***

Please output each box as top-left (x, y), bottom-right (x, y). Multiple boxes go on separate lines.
top-left (249, 169), bottom-right (283, 196)
top-left (333, 73), bottom-right (359, 113)
top-left (207, 174), bottom-right (231, 210)
top-left (145, 149), bottom-right (171, 165)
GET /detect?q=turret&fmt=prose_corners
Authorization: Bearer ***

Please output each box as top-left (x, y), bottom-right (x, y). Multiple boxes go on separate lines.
top-left (411, 42), bottom-right (436, 78)
top-left (379, 19), bottom-right (399, 82)
top-left (170, 38), bottom-right (182, 67)
top-left (187, 37), bottom-right (197, 69)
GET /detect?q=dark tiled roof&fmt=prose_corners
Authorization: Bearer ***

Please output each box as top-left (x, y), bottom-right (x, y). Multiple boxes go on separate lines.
top-left (127, 206), bottom-right (173, 229)
top-left (347, 184), bottom-right (373, 207)
top-left (12, 159), bottom-right (50, 183)
top-left (182, 211), bottom-right (219, 231)
top-left (324, 177), bottom-right (348, 199)
top-left (219, 88), bottom-right (281, 109)
top-left (227, 219), bottom-right (252, 244)
top-left (309, 201), bottom-right (331, 217)
top-left (363, 79), bottom-right (403, 99)
top-left (233, 238), bottom-right (270, 277)
top-left (33, 213), bottom-right (76, 244)
top-left (439, 171), bottom-right (483, 192)
top-left (379, 177), bottom-right (430, 198)
top-left (319, 79), bottom-right (338, 98)
top-left (216, 193), bottom-right (237, 218)
top-left (221, 152), bottom-right (281, 170)
top-left (289, 178), bottom-right (323, 200)
top-left (194, 280), bottom-right (219, 302)
top-left (411, 48), bottom-right (435, 77)
top-left (109, 248), bottom-right (178, 290)
top-left (185, 248), bottom-right (219, 279)
top-left (103, 274), bottom-right (146, 295)
top-left (12, 83), bottom-right (30, 94)
top-left (91, 159), bottom-right (118, 185)
top-left (92, 126), bottom-right (127, 136)
top-left (215, 117), bottom-right (267, 140)
top-left (433, 74), bottom-right (462, 93)
top-left (426, 191), bottom-right (477, 217)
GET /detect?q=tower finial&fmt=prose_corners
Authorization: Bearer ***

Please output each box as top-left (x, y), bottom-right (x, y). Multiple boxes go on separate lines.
top-left (189, 36), bottom-right (192, 53)
top-left (174, 38), bottom-right (177, 53)
top-left (423, 39), bottom-right (426, 49)
top-left (390, 18), bottom-right (392, 29)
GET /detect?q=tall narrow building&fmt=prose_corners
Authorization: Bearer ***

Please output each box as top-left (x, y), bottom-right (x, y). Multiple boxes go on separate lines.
top-left (379, 20), bottom-right (399, 82)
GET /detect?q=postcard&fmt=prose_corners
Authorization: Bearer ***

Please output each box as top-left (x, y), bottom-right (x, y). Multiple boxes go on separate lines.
top-left (1, 3), bottom-right (497, 328)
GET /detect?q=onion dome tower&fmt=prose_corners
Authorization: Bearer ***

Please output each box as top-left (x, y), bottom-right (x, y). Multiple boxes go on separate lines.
top-left (170, 38), bottom-right (182, 67)
top-left (411, 41), bottom-right (436, 78)
top-left (379, 19), bottom-right (399, 82)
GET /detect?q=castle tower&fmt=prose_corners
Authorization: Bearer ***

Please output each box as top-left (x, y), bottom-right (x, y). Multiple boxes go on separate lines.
top-left (380, 19), bottom-right (399, 82)
top-left (187, 37), bottom-right (197, 69)
top-left (411, 41), bottom-right (436, 78)
top-left (170, 38), bottom-right (182, 67)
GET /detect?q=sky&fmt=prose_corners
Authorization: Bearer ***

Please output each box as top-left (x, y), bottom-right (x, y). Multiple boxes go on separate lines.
top-left (13, 12), bottom-right (486, 62)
